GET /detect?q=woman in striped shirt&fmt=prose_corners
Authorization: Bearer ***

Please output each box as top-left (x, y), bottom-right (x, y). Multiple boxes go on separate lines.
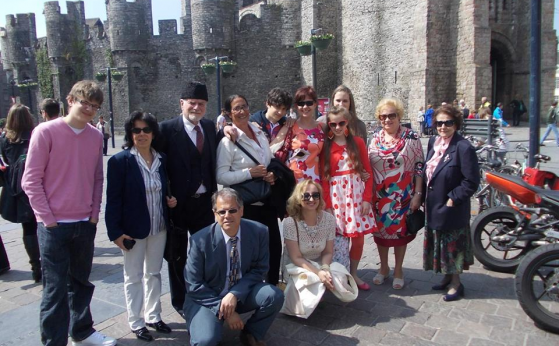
top-left (105, 111), bottom-right (177, 342)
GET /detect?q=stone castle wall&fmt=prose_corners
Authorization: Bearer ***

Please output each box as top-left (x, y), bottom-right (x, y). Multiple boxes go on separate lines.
top-left (0, 0), bottom-right (556, 126)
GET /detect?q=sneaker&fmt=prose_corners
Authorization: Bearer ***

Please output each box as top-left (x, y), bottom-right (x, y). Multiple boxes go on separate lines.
top-left (72, 331), bottom-right (117, 346)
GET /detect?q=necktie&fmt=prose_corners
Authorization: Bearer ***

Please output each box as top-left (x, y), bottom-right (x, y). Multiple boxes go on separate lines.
top-left (194, 125), bottom-right (204, 153)
top-left (228, 237), bottom-right (239, 288)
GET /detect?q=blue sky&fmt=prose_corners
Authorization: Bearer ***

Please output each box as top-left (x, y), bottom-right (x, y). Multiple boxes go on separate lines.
top-left (0, 0), bottom-right (558, 38)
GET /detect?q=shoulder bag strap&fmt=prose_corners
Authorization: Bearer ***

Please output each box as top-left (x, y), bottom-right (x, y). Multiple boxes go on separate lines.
top-left (234, 141), bottom-right (262, 166)
top-left (294, 217), bottom-right (300, 242)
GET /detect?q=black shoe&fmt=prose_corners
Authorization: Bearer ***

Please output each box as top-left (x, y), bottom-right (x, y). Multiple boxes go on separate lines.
top-left (0, 266), bottom-right (9, 275)
top-left (146, 320), bottom-right (172, 334)
top-left (540, 143), bottom-right (546, 146)
top-left (133, 327), bottom-right (153, 342)
top-left (432, 280), bottom-right (451, 291)
top-left (443, 284), bottom-right (465, 302)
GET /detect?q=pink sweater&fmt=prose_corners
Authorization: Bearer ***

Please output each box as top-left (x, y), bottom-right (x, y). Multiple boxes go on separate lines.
top-left (22, 118), bottom-right (104, 226)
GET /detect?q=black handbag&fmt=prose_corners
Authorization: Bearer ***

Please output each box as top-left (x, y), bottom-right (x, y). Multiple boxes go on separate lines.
top-left (230, 141), bottom-right (272, 204)
top-left (405, 209), bottom-right (425, 235)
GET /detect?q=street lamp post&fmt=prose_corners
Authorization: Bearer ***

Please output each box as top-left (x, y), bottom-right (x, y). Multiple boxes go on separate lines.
top-left (97, 67), bottom-right (123, 148)
top-left (208, 56), bottom-right (229, 114)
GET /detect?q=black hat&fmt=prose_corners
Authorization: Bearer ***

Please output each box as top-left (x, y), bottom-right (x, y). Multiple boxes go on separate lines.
top-left (181, 82), bottom-right (208, 101)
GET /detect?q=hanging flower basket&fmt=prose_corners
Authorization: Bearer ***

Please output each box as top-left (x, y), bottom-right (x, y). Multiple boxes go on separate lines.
top-left (311, 33), bottom-right (334, 51)
top-left (219, 61), bottom-right (237, 74)
top-left (111, 71), bottom-right (124, 81)
top-left (295, 41), bottom-right (312, 56)
top-left (202, 64), bottom-right (216, 75)
top-left (95, 72), bottom-right (107, 82)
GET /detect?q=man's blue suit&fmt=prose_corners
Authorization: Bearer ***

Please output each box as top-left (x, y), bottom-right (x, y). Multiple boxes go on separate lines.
top-left (184, 219), bottom-right (284, 346)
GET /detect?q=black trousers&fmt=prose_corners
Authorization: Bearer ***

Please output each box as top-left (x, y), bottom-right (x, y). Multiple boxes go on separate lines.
top-left (0, 234), bottom-right (9, 270)
top-left (168, 192), bottom-right (214, 314)
top-left (243, 204), bottom-right (282, 285)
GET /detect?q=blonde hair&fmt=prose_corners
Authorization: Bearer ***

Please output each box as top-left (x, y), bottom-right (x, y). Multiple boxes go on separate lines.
top-left (286, 180), bottom-right (325, 220)
top-left (375, 98), bottom-right (404, 120)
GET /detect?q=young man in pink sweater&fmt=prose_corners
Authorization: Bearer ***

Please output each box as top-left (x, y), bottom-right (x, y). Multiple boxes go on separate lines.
top-left (22, 81), bottom-right (116, 346)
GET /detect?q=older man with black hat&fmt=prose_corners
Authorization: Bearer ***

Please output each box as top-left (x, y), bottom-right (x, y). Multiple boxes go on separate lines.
top-left (160, 82), bottom-right (221, 316)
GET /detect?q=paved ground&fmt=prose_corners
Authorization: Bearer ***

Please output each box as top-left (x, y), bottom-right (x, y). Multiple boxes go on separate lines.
top-left (0, 121), bottom-right (558, 346)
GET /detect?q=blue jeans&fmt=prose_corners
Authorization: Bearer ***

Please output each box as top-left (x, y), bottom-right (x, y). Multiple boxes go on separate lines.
top-left (540, 123), bottom-right (559, 145)
top-left (38, 221), bottom-right (97, 346)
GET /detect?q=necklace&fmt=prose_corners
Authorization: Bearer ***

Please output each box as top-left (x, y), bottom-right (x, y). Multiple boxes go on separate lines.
top-left (299, 216), bottom-right (319, 248)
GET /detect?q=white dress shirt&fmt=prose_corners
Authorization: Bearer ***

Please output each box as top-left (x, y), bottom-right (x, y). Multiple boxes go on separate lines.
top-left (182, 116), bottom-right (207, 194)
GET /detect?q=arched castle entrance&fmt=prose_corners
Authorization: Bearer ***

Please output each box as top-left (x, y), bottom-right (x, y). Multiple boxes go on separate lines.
top-left (490, 32), bottom-right (517, 117)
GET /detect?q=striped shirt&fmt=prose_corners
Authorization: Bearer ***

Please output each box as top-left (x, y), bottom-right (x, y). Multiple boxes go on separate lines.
top-left (130, 147), bottom-right (166, 235)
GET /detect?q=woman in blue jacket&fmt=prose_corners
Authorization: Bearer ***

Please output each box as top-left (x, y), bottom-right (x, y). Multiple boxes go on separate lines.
top-left (423, 105), bottom-right (480, 302)
top-left (106, 111), bottom-right (177, 342)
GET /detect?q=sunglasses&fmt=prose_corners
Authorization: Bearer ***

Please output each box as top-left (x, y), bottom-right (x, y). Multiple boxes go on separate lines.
top-left (379, 113), bottom-right (398, 121)
top-left (296, 101), bottom-right (315, 107)
top-left (328, 121), bottom-right (347, 128)
top-left (435, 120), bottom-right (455, 127)
top-left (302, 192), bottom-right (321, 201)
top-left (215, 208), bottom-right (239, 216)
top-left (131, 127), bottom-right (153, 134)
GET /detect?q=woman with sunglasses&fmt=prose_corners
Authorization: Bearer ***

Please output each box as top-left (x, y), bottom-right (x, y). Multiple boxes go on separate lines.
top-left (423, 104), bottom-right (479, 301)
top-left (106, 111), bottom-right (177, 341)
top-left (321, 106), bottom-right (377, 289)
top-left (270, 86), bottom-right (325, 183)
top-left (281, 180), bottom-right (336, 316)
top-left (368, 98), bottom-right (424, 290)
top-left (216, 95), bottom-right (283, 285)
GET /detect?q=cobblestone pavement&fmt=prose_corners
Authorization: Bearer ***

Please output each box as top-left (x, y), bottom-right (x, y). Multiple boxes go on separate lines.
top-left (1, 123), bottom-right (558, 346)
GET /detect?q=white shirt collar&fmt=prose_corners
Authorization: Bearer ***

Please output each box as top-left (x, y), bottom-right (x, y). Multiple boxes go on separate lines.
top-left (221, 226), bottom-right (241, 245)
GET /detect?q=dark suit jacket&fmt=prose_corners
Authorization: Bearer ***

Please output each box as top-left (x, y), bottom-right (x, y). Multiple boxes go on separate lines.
top-left (105, 149), bottom-right (170, 241)
top-left (159, 116), bottom-right (218, 202)
top-left (424, 134), bottom-right (480, 230)
top-left (184, 219), bottom-right (269, 317)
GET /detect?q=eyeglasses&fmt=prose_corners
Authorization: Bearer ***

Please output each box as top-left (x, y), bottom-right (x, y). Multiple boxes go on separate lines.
top-left (232, 105), bottom-right (249, 113)
top-left (215, 208), bottom-right (239, 216)
top-left (302, 192), bottom-right (321, 201)
top-left (379, 113), bottom-right (398, 121)
top-left (77, 99), bottom-right (101, 111)
top-left (131, 127), bottom-right (153, 134)
top-left (296, 101), bottom-right (314, 107)
top-left (328, 121), bottom-right (347, 128)
top-left (436, 120), bottom-right (455, 127)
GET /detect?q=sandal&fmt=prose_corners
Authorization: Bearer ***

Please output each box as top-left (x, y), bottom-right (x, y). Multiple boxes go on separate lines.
top-left (372, 272), bottom-right (388, 285)
top-left (392, 277), bottom-right (405, 290)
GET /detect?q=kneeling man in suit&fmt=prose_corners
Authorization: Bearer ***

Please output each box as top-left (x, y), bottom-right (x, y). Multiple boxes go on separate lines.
top-left (184, 188), bottom-right (284, 346)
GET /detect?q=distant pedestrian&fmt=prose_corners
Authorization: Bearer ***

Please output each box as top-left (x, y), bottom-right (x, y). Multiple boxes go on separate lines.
top-left (540, 101), bottom-right (559, 147)
top-left (417, 106), bottom-right (425, 136)
top-left (215, 108), bottom-right (231, 132)
top-left (424, 104), bottom-right (434, 136)
top-left (96, 115), bottom-right (110, 155)
top-left (40, 98), bottom-right (61, 121)
top-left (459, 99), bottom-right (469, 118)
top-left (510, 94), bottom-right (527, 126)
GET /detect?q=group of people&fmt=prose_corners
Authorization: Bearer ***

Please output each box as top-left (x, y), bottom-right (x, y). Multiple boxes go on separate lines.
top-left (0, 79), bottom-right (481, 346)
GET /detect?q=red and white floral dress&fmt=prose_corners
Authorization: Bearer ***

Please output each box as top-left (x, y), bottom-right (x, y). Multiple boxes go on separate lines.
top-left (321, 137), bottom-right (377, 237)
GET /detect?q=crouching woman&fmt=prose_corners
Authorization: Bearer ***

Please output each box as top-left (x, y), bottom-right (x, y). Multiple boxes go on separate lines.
top-left (280, 180), bottom-right (357, 318)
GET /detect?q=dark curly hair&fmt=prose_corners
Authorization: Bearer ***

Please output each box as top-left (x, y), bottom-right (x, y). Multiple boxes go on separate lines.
top-left (123, 111), bottom-right (161, 151)
top-left (434, 104), bottom-right (463, 130)
top-left (223, 94), bottom-right (249, 113)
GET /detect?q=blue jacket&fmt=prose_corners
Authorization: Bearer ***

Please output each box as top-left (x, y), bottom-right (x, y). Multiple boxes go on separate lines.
top-left (424, 108), bottom-right (434, 127)
top-left (105, 149), bottom-right (171, 241)
top-left (249, 110), bottom-right (286, 143)
top-left (424, 134), bottom-right (480, 230)
top-left (184, 219), bottom-right (269, 317)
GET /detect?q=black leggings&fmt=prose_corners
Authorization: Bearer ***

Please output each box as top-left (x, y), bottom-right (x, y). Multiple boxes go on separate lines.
top-left (243, 204), bottom-right (281, 285)
top-left (22, 218), bottom-right (38, 237)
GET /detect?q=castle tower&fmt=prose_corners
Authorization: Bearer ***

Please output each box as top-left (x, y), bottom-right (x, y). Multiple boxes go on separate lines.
top-left (43, 1), bottom-right (87, 104)
top-left (190, 0), bottom-right (236, 57)
top-left (106, 0), bottom-right (152, 51)
top-left (0, 13), bottom-right (37, 78)
top-left (269, 0), bottom-right (301, 47)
